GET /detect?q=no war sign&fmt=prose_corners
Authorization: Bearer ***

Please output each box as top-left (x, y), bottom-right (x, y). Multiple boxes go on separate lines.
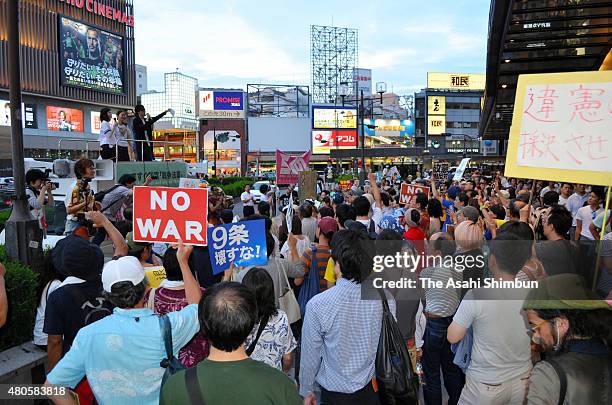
top-left (399, 184), bottom-right (431, 206)
top-left (133, 186), bottom-right (209, 246)
top-left (208, 219), bottom-right (268, 275)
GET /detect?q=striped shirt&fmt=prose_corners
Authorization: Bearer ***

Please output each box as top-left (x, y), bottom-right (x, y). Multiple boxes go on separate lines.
top-left (420, 265), bottom-right (461, 317)
top-left (300, 244), bottom-right (331, 292)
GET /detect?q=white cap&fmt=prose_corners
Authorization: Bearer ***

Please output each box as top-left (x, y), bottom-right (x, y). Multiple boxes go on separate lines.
top-left (102, 256), bottom-right (145, 292)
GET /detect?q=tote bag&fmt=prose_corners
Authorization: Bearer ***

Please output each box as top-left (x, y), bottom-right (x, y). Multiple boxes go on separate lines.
top-left (277, 260), bottom-right (301, 324)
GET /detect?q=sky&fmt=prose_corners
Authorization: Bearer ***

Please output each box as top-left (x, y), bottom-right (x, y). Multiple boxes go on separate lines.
top-left (134, 0), bottom-right (491, 95)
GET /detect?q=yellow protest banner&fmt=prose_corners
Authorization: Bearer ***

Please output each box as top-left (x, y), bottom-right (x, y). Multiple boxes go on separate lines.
top-left (505, 71), bottom-right (612, 186)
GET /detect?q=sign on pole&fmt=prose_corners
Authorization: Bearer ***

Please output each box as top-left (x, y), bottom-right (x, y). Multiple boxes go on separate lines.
top-left (453, 158), bottom-right (471, 181)
top-left (276, 150), bottom-right (311, 184)
top-left (399, 184), bottom-right (431, 206)
top-left (505, 71), bottom-right (612, 186)
top-left (207, 220), bottom-right (268, 275)
top-left (433, 163), bottom-right (449, 181)
top-left (299, 171), bottom-right (318, 202)
top-left (133, 186), bottom-right (208, 246)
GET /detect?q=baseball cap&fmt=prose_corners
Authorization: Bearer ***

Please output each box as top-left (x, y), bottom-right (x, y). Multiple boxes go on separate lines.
top-left (318, 216), bottom-right (339, 234)
top-left (447, 186), bottom-right (461, 200)
top-left (460, 206), bottom-right (480, 223)
top-left (102, 256), bottom-right (146, 293)
top-left (349, 189), bottom-right (364, 198)
top-left (126, 232), bottom-right (151, 255)
top-left (332, 193), bottom-right (344, 205)
top-left (52, 234), bottom-right (104, 281)
top-left (379, 215), bottom-right (404, 234)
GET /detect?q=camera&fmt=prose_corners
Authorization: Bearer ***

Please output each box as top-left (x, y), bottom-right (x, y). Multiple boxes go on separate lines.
top-left (42, 169), bottom-right (59, 189)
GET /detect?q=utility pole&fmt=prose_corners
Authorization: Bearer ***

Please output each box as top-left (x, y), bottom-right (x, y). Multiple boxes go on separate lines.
top-left (5, 0), bottom-right (43, 269)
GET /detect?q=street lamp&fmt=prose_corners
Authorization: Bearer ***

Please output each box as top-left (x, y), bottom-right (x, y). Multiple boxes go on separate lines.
top-left (359, 82), bottom-right (386, 183)
top-left (212, 131), bottom-right (240, 177)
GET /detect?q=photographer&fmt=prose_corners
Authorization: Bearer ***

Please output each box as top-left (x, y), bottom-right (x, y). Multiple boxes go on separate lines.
top-left (64, 159), bottom-right (97, 235)
top-left (26, 169), bottom-right (55, 231)
top-left (91, 174), bottom-right (152, 245)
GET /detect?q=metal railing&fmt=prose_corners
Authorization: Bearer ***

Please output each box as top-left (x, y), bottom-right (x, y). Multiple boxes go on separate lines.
top-left (57, 138), bottom-right (191, 162)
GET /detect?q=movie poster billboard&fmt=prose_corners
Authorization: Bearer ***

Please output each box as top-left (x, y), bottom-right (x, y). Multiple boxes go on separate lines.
top-left (46, 106), bottom-right (84, 132)
top-left (1, 101), bottom-right (38, 129)
top-left (59, 16), bottom-right (125, 95)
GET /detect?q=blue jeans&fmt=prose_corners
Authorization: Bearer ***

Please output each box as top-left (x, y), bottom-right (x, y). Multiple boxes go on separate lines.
top-left (422, 316), bottom-right (465, 405)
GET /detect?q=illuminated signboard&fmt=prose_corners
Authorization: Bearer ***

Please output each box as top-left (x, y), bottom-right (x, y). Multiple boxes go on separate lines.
top-left (312, 106), bottom-right (357, 129)
top-left (199, 91), bottom-right (245, 119)
top-left (1, 101), bottom-right (38, 129)
top-left (427, 72), bottom-right (486, 90)
top-left (312, 130), bottom-right (357, 154)
top-left (46, 106), bottom-right (84, 132)
top-left (428, 116), bottom-right (446, 135)
top-left (363, 119), bottom-right (414, 137)
top-left (59, 16), bottom-right (125, 94)
top-left (428, 96), bottom-right (446, 115)
top-left (57, 0), bottom-right (135, 27)
top-left (90, 111), bottom-right (117, 134)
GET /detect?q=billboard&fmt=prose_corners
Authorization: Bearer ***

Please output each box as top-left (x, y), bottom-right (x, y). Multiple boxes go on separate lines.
top-left (354, 68), bottom-right (372, 96)
top-left (90, 111), bottom-right (117, 134)
top-left (1, 101), bottom-right (38, 129)
top-left (363, 119), bottom-right (414, 138)
top-left (427, 73), bottom-right (486, 90)
top-left (312, 106), bottom-right (357, 129)
top-left (428, 96), bottom-right (446, 115)
top-left (46, 106), bottom-right (84, 132)
top-left (199, 91), bottom-right (245, 119)
top-left (59, 16), bottom-right (125, 95)
top-left (312, 130), bottom-right (357, 154)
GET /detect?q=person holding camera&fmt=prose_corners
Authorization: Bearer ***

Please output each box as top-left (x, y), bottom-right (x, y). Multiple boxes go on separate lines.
top-left (64, 159), bottom-right (98, 235)
top-left (26, 169), bottom-right (55, 231)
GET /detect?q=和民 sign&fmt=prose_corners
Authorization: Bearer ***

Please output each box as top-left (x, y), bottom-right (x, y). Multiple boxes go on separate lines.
top-left (133, 186), bottom-right (208, 246)
top-left (505, 71), bottom-right (612, 186)
top-left (208, 220), bottom-right (268, 275)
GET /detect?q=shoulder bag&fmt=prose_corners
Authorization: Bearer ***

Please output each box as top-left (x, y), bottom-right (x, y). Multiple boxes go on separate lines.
top-left (277, 260), bottom-right (301, 324)
top-left (375, 289), bottom-right (418, 405)
top-left (159, 314), bottom-right (185, 386)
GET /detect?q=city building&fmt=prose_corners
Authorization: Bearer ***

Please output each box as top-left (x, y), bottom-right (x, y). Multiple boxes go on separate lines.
top-left (140, 71), bottom-right (199, 162)
top-left (0, 0), bottom-right (137, 171)
top-left (413, 72), bottom-right (499, 162)
top-left (135, 64), bottom-right (148, 97)
top-left (480, 0), bottom-right (612, 143)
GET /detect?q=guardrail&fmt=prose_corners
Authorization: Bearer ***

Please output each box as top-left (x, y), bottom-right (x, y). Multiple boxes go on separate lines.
top-left (57, 138), bottom-right (190, 162)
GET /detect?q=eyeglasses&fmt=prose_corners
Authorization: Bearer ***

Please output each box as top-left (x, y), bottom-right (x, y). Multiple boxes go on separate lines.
top-left (527, 319), bottom-right (548, 336)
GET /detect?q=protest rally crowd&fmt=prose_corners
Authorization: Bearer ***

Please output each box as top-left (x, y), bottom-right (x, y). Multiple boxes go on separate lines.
top-left (12, 158), bottom-right (612, 405)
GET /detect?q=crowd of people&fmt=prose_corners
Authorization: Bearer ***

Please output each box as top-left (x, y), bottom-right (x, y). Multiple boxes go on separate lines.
top-left (13, 160), bottom-right (612, 404)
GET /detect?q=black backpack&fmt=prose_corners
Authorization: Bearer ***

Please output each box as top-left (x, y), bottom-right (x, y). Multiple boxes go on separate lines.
top-left (67, 284), bottom-right (113, 326)
top-left (94, 184), bottom-right (121, 203)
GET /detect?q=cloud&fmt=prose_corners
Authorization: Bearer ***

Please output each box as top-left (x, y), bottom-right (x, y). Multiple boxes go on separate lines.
top-left (361, 48), bottom-right (418, 70)
top-left (134, 4), bottom-right (308, 89)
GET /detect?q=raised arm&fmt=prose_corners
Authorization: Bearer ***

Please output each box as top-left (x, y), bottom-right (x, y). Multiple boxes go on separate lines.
top-left (368, 172), bottom-right (383, 209)
top-left (430, 176), bottom-right (441, 200)
top-left (86, 212), bottom-right (128, 257)
top-left (176, 241), bottom-right (201, 305)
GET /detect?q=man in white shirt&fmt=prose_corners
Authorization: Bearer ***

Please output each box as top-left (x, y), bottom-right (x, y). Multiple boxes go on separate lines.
top-left (557, 183), bottom-right (572, 206)
top-left (575, 189), bottom-right (604, 241)
top-left (566, 184), bottom-right (588, 239)
top-left (241, 184), bottom-right (255, 218)
top-left (448, 232), bottom-right (533, 405)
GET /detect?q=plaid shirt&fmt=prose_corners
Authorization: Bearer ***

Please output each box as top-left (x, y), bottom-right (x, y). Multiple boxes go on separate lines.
top-left (299, 278), bottom-right (396, 396)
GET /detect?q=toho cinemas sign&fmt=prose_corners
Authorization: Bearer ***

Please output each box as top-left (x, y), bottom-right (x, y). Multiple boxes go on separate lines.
top-left (58, 0), bottom-right (135, 27)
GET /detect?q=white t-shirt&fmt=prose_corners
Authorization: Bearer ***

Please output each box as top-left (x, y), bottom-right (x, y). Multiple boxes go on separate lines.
top-left (452, 289), bottom-right (532, 384)
top-left (33, 279), bottom-right (63, 345)
top-left (241, 191), bottom-right (254, 206)
top-left (99, 120), bottom-right (115, 146)
top-left (558, 194), bottom-right (569, 206)
top-left (575, 205), bottom-right (604, 240)
top-left (566, 193), bottom-right (589, 226)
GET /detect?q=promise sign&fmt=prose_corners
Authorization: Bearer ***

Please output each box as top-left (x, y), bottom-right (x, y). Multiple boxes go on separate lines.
top-left (399, 184), bottom-right (430, 206)
top-left (133, 187), bottom-right (208, 246)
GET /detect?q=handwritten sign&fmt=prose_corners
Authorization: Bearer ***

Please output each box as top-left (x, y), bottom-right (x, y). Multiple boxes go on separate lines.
top-left (179, 178), bottom-right (203, 188)
top-left (505, 71), bottom-right (612, 186)
top-left (276, 150), bottom-right (311, 184)
top-left (299, 171), bottom-right (318, 202)
top-left (207, 220), bottom-right (268, 275)
top-left (399, 184), bottom-right (430, 206)
top-left (453, 158), bottom-right (471, 181)
top-left (133, 187), bottom-right (208, 246)
top-left (433, 163), bottom-right (449, 181)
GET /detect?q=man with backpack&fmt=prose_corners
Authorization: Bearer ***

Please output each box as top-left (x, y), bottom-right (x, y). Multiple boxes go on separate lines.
top-left (45, 241), bottom-right (201, 405)
top-left (45, 211), bottom-right (127, 372)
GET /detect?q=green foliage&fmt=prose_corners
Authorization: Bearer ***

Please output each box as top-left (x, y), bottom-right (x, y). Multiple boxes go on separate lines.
top-left (337, 174), bottom-right (355, 181)
top-left (208, 177), bottom-right (254, 187)
top-left (0, 245), bottom-right (39, 352)
top-left (0, 209), bottom-right (11, 227)
top-left (222, 180), bottom-right (253, 198)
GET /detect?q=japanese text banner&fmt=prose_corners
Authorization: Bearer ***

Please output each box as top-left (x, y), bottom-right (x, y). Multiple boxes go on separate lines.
top-left (505, 71), bottom-right (612, 186)
top-left (276, 150), bottom-right (311, 185)
top-left (207, 220), bottom-right (268, 275)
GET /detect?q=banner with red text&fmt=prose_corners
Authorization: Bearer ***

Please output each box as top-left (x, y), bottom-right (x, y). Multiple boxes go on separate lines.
top-left (276, 150), bottom-right (311, 185)
top-left (133, 187), bottom-right (208, 246)
top-left (399, 184), bottom-right (430, 206)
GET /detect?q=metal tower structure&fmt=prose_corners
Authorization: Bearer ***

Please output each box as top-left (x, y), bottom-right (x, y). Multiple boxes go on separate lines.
top-left (310, 25), bottom-right (358, 104)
